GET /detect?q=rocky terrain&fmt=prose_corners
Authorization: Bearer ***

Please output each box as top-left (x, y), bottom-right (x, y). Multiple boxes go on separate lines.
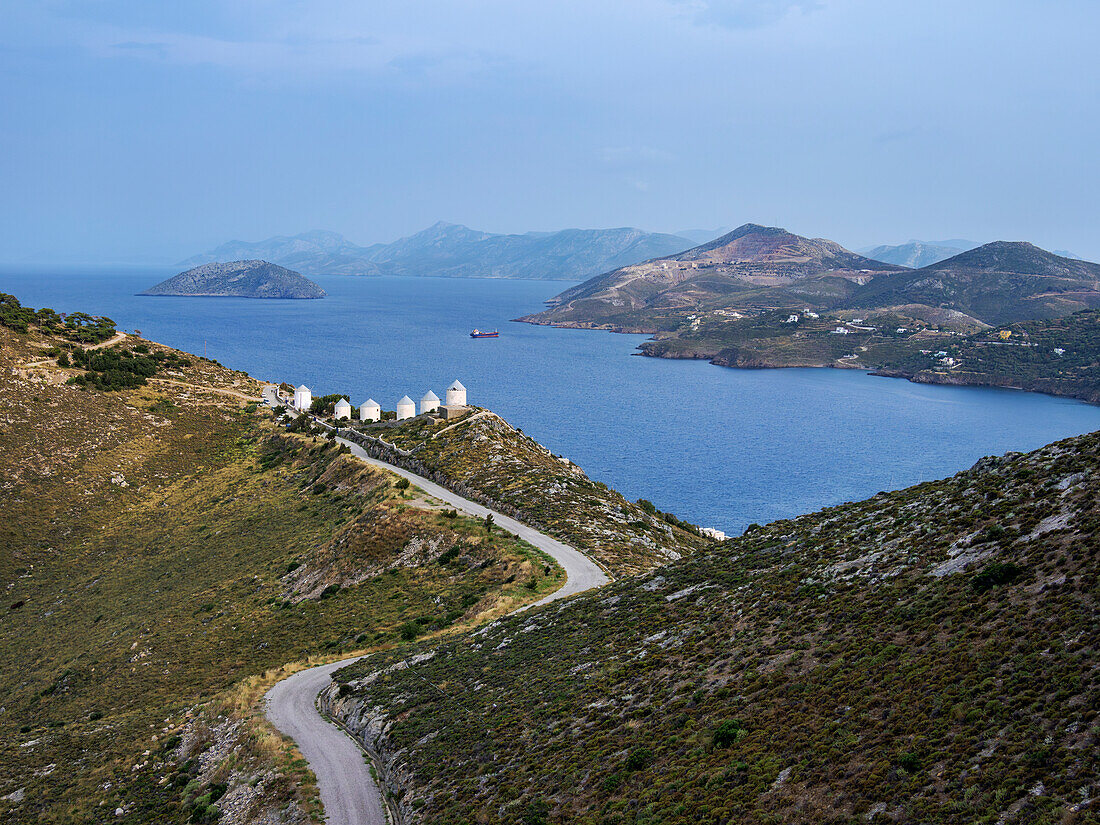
top-left (638, 306), bottom-right (1100, 403)
top-left (0, 303), bottom-right (564, 824)
top-left (329, 429), bottom-right (1100, 824)
top-left (345, 409), bottom-right (709, 577)
top-left (140, 260), bottom-right (326, 299)
top-left (183, 223), bottom-right (695, 281)
top-left (520, 226), bottom-right (1100, 404)
top-left (849, 242), bottom-right (1100, 325)
top-left (520, 224), bottom-right (905, 330)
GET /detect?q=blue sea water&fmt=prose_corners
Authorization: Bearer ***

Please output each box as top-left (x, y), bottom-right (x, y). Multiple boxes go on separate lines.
top-left (5, 267), bottom-right (1100, 535)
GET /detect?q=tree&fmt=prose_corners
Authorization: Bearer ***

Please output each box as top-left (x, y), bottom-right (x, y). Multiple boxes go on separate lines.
top-left (484, 513), bottom-right (494, 534)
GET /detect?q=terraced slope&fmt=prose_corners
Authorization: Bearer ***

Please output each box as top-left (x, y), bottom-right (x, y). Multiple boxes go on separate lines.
top-left (330, 431), bottom-right (1100, 825)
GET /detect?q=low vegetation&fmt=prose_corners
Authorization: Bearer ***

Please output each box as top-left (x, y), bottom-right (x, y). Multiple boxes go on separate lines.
top-left (641, 308), bottom-right (1100, 404)
top-left (330, 430), bottom-right (1100, 824)
top-left (1, 293), bottom-right (117, 343)
top-left (347, 410), bottom-right (709, 576)
top-left (0, 314), bottom-right (560, 824)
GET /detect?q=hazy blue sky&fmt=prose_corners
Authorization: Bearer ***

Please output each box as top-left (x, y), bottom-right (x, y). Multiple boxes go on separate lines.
top-left (2, 1), bottom-right (1098, 263)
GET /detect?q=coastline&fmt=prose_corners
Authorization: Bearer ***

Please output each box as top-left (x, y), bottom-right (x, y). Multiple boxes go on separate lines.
top-left (514, 316), bottom-right (1100, 406)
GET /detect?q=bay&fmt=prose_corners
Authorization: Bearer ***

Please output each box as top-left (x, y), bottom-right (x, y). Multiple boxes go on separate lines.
top-left (5, 266), bottom-right (1100, 535)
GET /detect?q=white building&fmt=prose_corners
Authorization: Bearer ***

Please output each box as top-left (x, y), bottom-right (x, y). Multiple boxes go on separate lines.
top-left (784, 314), bottom-right (800, 324)
top-left (700, 527), bottom-right (728, 541)
top-left (293, 385), bottom-right (312, 410)
top-left (359, 399), bottom-right (381, 422)
top-left (831, 327), bottom-right (851, 335)
top-left (396, 395), bottom-right (416, 421)
top-left (446, 380), bottom-right (467, 407)
top-left (420, 390), bottom-right (441, 415)
top-left (334, 398), bottom-right (352, 420)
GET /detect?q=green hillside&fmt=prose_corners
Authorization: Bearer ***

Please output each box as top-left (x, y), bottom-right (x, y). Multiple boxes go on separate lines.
top-left (347, 411), bottom-right (709, 577)
top-left (0, 310), bottom-right (560, 824)
top-left (330, 430), bottom-right (1100, 824)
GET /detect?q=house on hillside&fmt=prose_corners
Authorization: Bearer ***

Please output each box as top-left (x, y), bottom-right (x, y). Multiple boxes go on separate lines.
top-left (396, 396), bottom-right (416, 420)
top-left (334, 398), bottom-right (352, 420)
top-left (359, 399), bottom-right (381, 422)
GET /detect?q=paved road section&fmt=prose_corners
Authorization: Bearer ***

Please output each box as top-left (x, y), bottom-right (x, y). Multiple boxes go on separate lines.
top-left (262, 390), bottom-right (609, 824)
top-left (264, 658), bottom-right (383, 825)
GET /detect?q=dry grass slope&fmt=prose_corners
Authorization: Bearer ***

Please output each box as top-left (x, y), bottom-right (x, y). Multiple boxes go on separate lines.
top-left (0, 318), bottom-right (562, 824)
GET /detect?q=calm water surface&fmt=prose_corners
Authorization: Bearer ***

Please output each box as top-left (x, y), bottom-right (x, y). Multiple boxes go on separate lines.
top-left (5, 267), bottom-right (1100, 535)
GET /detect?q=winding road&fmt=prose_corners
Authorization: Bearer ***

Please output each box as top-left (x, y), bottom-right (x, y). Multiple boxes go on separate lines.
top-left (262, 389), bottom-right (608, 824)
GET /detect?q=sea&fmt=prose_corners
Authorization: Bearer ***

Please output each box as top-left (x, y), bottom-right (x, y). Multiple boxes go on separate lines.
top-left (5, 266), bottom-right (1100, 536)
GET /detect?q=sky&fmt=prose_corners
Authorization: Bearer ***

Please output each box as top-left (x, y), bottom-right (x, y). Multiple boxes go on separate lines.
top-left (1, 0), bottom-right (1098, 263)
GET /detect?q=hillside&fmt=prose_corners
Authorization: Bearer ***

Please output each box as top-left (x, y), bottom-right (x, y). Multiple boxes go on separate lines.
top-left (344, 410), bottom-right (709, 576)
top-left (140, 260), bottom-right (326, 299)
top-left (182, 223), bottom-right (694, 281)
top-left (0, 306), bottom-right (566, 824)
top-left (328, 429), bottom-right (1100, 825)
top-left (849, 242), bottom-right (1100, 325)
top-left (519, 224), bottom-right (906, 330)
top-left (872, 309), bottom-right (1100, 403)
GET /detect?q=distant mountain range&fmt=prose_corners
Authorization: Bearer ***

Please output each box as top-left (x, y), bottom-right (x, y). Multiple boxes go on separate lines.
top-left (860, 239), bottom-right (980, 268)
top-left (521, 223), bottom-right (1100, 330)
top-left (182, 223), bottom-right (698, 281)
top-left (140, 260), bottom-right (325, 299)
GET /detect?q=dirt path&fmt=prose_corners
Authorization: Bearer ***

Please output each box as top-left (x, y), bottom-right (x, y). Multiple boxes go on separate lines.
top-left (149, 377), bottom-right (265, 401)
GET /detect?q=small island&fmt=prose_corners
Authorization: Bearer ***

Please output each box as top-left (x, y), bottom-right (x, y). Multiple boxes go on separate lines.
top-left (140, 260), bottom-right (326, 299)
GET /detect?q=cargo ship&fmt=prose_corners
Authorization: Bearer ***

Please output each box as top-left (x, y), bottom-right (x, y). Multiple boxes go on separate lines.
top-left (469, 329), bottom-right (500, 338)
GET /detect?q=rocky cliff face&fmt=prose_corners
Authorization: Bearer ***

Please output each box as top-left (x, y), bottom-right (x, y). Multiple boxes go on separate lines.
top-left (140, 260), bottom-right (326, 299)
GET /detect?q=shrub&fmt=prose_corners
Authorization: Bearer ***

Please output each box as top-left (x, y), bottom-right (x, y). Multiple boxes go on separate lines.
top-left (971, 561), bottom-right (1024, 593)
top-left (395, 478), bottom-right (410, 490)
top-left (896, 752), bottom-right (921, 773)
top-left (399, 621), bottom-right (420, 641)
top-left (712, 719), bottom-right (746, 748)
top-left (624, 747), bottom-right (653, 771)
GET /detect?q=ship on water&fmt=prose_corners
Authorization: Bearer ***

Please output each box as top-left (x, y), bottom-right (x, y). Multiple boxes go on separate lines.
top-left (469, 329), bottom-right (500, 338)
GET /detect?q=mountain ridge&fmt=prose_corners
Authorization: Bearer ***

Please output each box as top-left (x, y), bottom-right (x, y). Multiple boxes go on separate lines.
top-left (848, 242), bottom-right (1100, 324)
top-left (524, 223), bottom-right (907, 328)
top-left (182, 224), bottom-right (696, 282)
